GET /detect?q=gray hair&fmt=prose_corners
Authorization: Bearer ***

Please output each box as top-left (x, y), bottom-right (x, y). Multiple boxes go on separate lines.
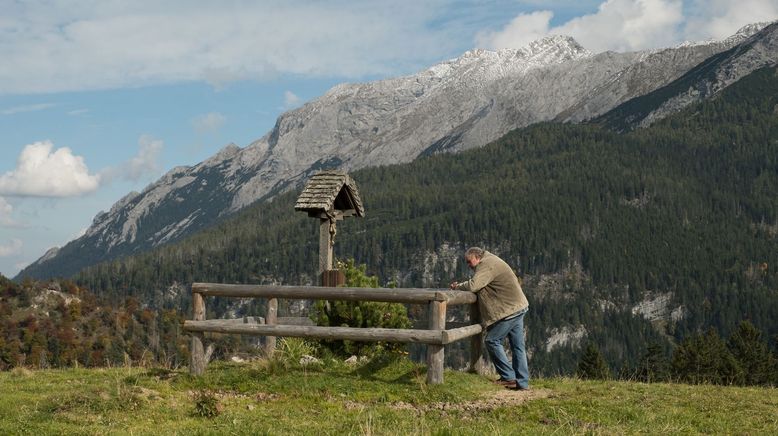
top-left (465, 247), bottom-right (485, 259)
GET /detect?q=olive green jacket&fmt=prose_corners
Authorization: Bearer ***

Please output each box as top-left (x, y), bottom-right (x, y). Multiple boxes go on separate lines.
top-left (455, 251), bottom-right (529, 327)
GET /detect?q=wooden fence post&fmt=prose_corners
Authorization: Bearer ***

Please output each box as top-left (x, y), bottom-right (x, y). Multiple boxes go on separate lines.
top-left (263, 297), bottom-right (278, 357)
top-left (190, 291), bottom-right (206, 375)
top-left (426, 300), bottom-right (446, 384)
top-left (469, 302), bottom-right (491, 375)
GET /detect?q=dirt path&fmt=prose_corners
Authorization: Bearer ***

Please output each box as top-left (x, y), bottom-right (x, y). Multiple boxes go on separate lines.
top-left (389, 387), bottom-right (552, 415)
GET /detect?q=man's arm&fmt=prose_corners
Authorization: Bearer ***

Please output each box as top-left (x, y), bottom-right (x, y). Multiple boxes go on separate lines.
top-left (454, 264), bottom-right (494, 292)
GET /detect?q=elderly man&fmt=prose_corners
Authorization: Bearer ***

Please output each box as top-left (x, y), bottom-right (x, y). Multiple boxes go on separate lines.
top-left (450, 247), bottom-right (530, 390)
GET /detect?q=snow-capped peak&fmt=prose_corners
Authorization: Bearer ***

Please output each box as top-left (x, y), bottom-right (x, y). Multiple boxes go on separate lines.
top-left (424, 35), bottom-right (591, 83)
top-left (674, 21), bottom-right (774, 49)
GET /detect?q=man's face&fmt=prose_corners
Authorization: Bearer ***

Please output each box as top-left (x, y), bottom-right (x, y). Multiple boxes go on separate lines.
top-left (465, 255), bottom-right (480, 270)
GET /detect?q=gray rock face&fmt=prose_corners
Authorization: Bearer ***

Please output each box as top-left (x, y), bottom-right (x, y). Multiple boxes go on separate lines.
top-left (594, 21), bottom-right (778, 131)
top-left (18, 22), bottom-right (776, 279)
top-left (638, 21), bottom-right (778, 128)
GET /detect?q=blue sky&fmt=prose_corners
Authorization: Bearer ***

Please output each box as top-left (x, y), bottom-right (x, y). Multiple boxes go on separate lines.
top-left (1, 0), bottom-right (776, 278)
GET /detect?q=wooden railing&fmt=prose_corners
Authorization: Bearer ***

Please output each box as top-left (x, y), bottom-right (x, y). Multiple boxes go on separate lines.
top-left (183, 283), bottom-right (485, 384)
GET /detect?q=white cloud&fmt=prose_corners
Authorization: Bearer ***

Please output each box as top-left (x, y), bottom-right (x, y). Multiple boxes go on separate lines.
top-left (1, 103), bottom-right (56, 115)
top-left (683, 0), bottom-right (778, 42)
top-left (476, 11), bottom-right (556, 50)
top-left (100, 135), bottom-right (164, 182)
top-left (0, 197), bottom-right (15, 226)
top-left (283, 91), bottom-right (303, 110)
top-left (476, 0), bottom-right (776, 53)
top-left (127, 135), bottom-right (163, 180)
top-left (0, 239), bottom-right (22, 257)
top-left (1, 1), bottom-right (775, 95)
top-left (0, 141), bottom-right (100, 197)
top-left (192, 112), bottom-right (227, 134)
top-left (0, 1), bottom-right (452, 94)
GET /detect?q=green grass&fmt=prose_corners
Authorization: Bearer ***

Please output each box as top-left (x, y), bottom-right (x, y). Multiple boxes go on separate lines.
top-left (1, 358), bottom-right (776, 435)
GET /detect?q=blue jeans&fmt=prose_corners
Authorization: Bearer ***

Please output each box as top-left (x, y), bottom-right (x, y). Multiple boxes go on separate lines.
top-left (484, 308), bottom-right (529, 388)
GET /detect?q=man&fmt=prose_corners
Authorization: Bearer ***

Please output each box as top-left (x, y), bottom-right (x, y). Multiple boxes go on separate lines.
top-left (450, 247), bottom-right (530, 390)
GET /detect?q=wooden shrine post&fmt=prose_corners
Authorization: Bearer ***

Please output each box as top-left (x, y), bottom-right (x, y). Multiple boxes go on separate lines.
top-left (294, 170), bottom-right (365, 285)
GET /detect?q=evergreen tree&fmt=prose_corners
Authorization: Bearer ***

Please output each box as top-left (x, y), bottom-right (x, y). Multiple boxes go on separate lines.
top-left (634, 343), bottom-right (670, 383)
top-left (727, 321), bottom-right (776, 386)
top-left (577, 342), bottom-right (611, 380)
top-left (671, 328), bottom-right (743, 385)
top-left (314, 259), bottom-right (411, 357)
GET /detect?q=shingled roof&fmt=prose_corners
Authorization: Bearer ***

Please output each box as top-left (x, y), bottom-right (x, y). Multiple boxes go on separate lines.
top-left (294, 170), bottom-right (365, 217)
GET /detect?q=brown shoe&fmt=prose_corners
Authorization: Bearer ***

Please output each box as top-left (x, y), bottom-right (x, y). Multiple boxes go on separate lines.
top-left (494, 379), bottom-right (517, 388)
top-left (508, 385), bottom-right (530, 391)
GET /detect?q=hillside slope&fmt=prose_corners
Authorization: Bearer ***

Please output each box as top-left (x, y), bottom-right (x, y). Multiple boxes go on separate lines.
top-left (1, 362), bottom-right (776, 434)
top-left (72, 65), bottom-right (778, 373)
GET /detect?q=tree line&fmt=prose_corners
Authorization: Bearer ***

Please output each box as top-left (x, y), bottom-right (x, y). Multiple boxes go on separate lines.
top-left (577, 320), bottom-right (778, 386)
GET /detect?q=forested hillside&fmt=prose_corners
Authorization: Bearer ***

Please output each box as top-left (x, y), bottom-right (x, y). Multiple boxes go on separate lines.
top-left (0, 275), bottom-right (190, 370)
top-left (66, 66), bottom-right (778, 374)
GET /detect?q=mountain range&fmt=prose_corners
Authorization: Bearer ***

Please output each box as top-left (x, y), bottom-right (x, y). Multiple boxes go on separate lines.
top-left (17, 21), bottom-right (778, 280)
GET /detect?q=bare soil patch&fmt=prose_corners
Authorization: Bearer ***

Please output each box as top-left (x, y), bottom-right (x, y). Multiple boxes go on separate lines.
top-left (390, 387), bottom-right (552, 416)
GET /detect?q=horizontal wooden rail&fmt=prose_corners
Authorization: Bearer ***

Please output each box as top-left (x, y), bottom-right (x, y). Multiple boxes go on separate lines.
top-left (184, 320), bottom-right (443, 344)
top-left (192, 283), bottom-right (477, 305)
top-left (184, 320), bottom-right (483, 345)
top-left (441, 324), bottom-right (483, 344)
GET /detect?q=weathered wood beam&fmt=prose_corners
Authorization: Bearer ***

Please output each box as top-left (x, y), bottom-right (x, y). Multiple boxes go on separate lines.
top-left (310, 210), bottom-right (354, 220)
top-left (441, 324), bottom-right (483, 344)
top-left (191, 283), bottom-right (475, 305)
top-left (190, 292), bottom-right (206, 376)
top-left (263, 298), bottom-right (278, 357)
top-left (319, 218), bottom-right (333, 276)
top-left (183, 320), bottom-right (444, 344)
top-left (469, 303), bottom-right (490, 375)
top-left (426, 300), bottom-right (447, 384)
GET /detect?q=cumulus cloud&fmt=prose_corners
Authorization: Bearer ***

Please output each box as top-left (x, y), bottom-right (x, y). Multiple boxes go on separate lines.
top-left (476, 10), bottom-right (556, 50)
top-left (126, 135), bottom-right (163, 180)
top-left (100, 135), bottom-right (164, 182)
top-left (476, 0), bottom-right (776, 53)
top-left (283, 91), bottom-right (303, 110)
top-left (478, 0), bottom-right (684, 52)
top-left (0, 239), bottom-right (22, 257)
top-left (192, 112), bottom-right (226, 134)
top-left (0, 141), bottom-right (100, 197)
top-left (0, 1), bottom-right (451, 94)
top-left (683, 0), bottom-right (778, 41)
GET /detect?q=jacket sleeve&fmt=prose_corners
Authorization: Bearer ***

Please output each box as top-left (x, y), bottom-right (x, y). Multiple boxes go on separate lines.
top-left (456, 264), bottom-right (494, 293)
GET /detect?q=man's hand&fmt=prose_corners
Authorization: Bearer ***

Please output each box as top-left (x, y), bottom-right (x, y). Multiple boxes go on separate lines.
top-left (449, 281), bottom-right (458, 290)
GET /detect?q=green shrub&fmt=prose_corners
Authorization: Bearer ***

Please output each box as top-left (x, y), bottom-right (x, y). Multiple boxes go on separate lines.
top-left (192, 390), bottom-right (222, 418)
top-left (314, 259), bottom-right (411, 357)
